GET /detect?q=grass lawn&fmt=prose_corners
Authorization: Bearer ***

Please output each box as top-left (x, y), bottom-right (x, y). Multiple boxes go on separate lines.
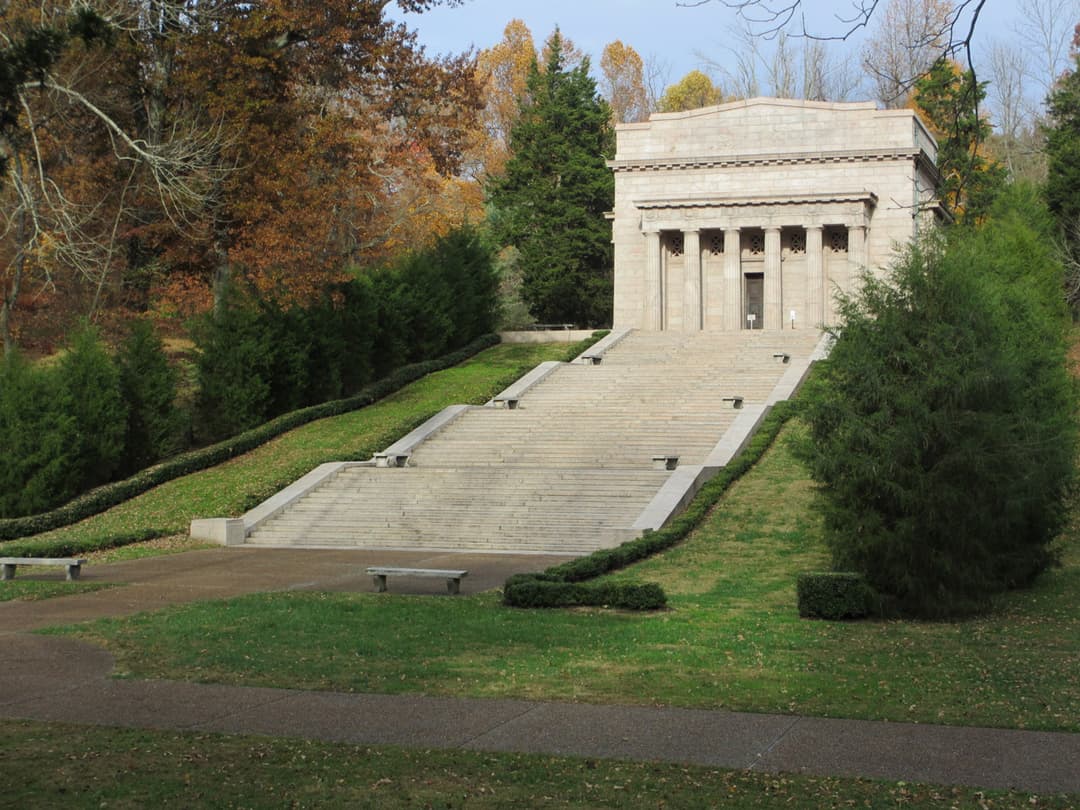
top-left (0, 580), bottom-right (112, 602)
top-left (1, 341), bottom-right (586, 556)
top-left (65, 422), bottom-right (1080, 732)
top-left (1, 719), bottom-right (1070, 809)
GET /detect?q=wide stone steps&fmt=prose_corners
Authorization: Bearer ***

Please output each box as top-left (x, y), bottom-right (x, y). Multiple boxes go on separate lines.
top-left (242, 330), bottom-right (822, 553)
top-left (245, 467), bottom-right (654, 553)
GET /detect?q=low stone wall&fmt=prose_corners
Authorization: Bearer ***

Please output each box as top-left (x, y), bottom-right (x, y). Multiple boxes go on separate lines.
top-left (499, 330), bottom-right (596, 343)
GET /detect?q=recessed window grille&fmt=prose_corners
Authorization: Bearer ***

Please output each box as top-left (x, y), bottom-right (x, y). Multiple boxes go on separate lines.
top-left (829, 229), bottom-right (849, 253)
top-left (668, 234), bottom-right (684, 257)
top-left (788, 230), bottom-right (806, 253)
top-left (709, 233), bottom-right (724, 255)
top-left (748, 233), bottom-right (764, 255)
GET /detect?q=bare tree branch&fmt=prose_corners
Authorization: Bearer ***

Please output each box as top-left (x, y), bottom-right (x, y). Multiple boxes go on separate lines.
top-left (681, 0), bottom-right (989, 92)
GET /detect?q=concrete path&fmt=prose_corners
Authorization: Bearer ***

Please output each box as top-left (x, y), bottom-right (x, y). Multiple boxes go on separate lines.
top-left (2, 548), bottom-right (1078, 796)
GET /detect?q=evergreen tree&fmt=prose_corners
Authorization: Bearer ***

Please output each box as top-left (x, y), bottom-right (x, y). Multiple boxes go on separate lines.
top-left (0, 351), bottom-right (76, 517)
top-left (117, 320), bottom-right (183, 475)
top-left (59, 322), bottom-right (128, 491)
top-left (797, 186), bottom-right (1077, 617)
top-left (1044, 52), bottom-right (1080, 241)
top-left (913, 58), bottom-right (1006, 223)
top-left (488, 31), bottom-right (615, 327)
top-left (193, 294), bottom-right (275, 443)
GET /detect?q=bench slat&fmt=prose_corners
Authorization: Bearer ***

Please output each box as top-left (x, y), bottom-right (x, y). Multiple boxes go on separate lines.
top-left (0, 557), bottom-right (86, 565)
top-left (366, 567), bottom-right (467, 577)
top-left (1, 557), bottom-right (87, 582)
top-left (366, 566), bottom-right (468, 595)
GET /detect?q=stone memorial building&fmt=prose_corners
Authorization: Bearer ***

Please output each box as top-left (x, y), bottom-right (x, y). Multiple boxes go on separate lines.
top-left (608, 98), bottom-right (941, 331)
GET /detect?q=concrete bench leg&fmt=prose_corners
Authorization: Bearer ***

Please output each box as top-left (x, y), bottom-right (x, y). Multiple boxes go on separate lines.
top-left (1, 563), bottom-right (14, 581)
top-left (373, 574), bottom-right (388, 593)
top-left (447, 577), bottom-right (461, 595)
top-left (66, 564), bottom-right (81, 582)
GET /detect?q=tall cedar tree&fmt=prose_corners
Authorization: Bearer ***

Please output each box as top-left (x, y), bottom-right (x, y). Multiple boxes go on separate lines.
top-left (797, 187), bottom-right (1077, 618)
top-left (488, 33), bottom-right (615, 327)
top-left (912, 58), bottom-right (1006, 223)
top-left (1044, 48), bottom-right (1080, 238)
top-left (1043, 44), bottom-right (1080, 310)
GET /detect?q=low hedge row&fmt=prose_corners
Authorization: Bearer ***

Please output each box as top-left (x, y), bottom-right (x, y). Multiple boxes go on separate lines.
top-left (502, 399), bottom-right (798, 610)
top-left (796, 572), bottom-right (875, 620)
top-left (502, 575), bottom-right (667, 610)
top-left (0, 529), bottom-right (166, 560)
top-left (0, 334), bottom-right (501, 543)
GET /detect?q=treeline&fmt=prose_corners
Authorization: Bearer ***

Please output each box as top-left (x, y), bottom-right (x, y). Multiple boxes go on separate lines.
top-left (0, 229), bottom-right (499, 519)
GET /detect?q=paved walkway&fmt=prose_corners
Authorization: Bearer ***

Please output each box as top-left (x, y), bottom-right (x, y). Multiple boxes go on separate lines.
top-left (2, 548), bottom-right (1078, 796)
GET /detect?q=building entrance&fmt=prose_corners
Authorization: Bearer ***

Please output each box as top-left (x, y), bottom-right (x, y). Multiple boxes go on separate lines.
top-left (744, 273), bottom-right (764, 329)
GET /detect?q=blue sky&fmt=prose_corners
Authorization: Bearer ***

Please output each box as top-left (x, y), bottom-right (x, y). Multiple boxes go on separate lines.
top-left (388, 0), bottom-right (1030, 101)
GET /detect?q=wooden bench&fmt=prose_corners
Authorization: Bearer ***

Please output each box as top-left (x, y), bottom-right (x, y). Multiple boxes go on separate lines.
top-left (366, 566), bottom-right (468, 595)
top-left (0, 557), bottom-right (87, 581)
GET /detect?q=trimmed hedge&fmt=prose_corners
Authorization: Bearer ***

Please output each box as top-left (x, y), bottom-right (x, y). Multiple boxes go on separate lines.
top-left (0, 334), bottom-right (500, 543)
top-left (502, 399), bottom-right (798, 610)
top-left (796, 572), bottom-right (875, 620)
top-left (502, 575), bottom-right (666, 610)
top-left (0, 529), bottom-right (165, 560)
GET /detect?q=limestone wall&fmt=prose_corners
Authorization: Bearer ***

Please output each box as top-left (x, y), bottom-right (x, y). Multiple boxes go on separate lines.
top-left (609, 98), bottom-right (940, 331)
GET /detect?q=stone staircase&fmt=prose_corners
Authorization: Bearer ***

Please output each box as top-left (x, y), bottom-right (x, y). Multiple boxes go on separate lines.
top-left (240, 329), bottom-right (823, 555)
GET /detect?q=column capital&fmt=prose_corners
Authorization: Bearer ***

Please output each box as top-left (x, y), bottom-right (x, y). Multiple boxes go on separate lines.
top-left (805, 224), bottom-right (824, 232)
top-left (642, 226), bottom-right (662, 235)
top-left (682, 227), bottom-right (701, 235)
top-left (764, 225), bottom-right (781, 234)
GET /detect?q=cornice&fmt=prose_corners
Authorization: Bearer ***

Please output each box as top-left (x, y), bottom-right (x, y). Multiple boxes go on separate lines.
top-left (608, 147), bottom-right (927, 173)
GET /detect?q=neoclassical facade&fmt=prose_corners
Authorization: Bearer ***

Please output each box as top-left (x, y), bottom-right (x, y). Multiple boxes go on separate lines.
top-left (608, 98), bottom-right (941, 331)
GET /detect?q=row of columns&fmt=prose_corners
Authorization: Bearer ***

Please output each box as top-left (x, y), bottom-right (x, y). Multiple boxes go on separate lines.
top-left (643, 224), bottom-right (866, 331)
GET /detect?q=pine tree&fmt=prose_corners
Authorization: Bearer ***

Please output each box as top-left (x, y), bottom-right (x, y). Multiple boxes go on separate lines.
top-left (488, 31), bottom-right (615, 327)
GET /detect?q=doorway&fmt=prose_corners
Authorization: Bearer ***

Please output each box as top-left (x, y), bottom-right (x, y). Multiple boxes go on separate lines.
top-left (744, 273), bottom-right (764, 329)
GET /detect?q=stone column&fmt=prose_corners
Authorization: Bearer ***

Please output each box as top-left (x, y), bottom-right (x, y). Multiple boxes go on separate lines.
top-left (848, 224), bottom-right (867, 277)
top-left (723, 227), bottom-right (741, 331)
top-left (682, 229), bottom-right (702, 331)
top-left (806, 226), bottom-right (824, 329)
top-left (643, 228), bottom-right (662, 330)
top-left (764, 227), bottom-right (782, 330)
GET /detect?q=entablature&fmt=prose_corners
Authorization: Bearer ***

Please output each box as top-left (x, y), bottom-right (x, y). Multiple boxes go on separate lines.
top-left (635, 191), bottom-right (877, 232)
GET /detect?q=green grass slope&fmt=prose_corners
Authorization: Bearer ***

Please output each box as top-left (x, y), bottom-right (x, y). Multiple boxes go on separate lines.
top-left (1, 341), bottom-right (590, 558)
top-left (68, 421), bottom-right (1080, 732)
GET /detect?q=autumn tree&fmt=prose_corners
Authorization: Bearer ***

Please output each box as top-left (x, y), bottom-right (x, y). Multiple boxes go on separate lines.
top-left (167, 1), bottom-right (483, 309)
top-left (600, 40), bottom-right (650, 123)
top-left (657, 70), bottom-right (724, 112)
top-left (475, 19), bottom-right (537, 179)
top-left (488, 32), bottom-right (614, 326)
top-left (862, 0), bottom-right (954, 107)
top-left (1, 2), bottom-right (483, 350)
top-left (912, 58), bottom-right (1006, 222)
top-left (0, 2), bottom-right (222, 353)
